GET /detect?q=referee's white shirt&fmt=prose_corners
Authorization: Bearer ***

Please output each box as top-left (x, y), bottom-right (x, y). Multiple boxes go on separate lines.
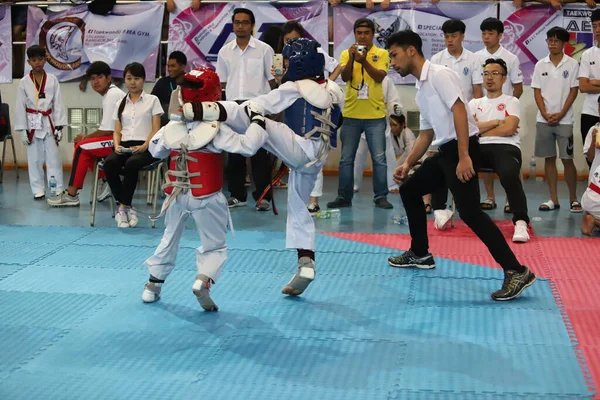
top-left (415, 60), bottom-right (479, 147)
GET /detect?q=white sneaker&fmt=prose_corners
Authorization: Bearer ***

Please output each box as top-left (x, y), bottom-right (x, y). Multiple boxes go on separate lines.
top-left (192, 274), bottom-right (218, 311)
top-left (512, 220), bottom-right (530, 243)
top-left (47, 191), bottom-right (80, 207)
top-left (433, 209), bottom-right (453, 231)
top-left (128, 207), bottom-right (139, 228)
top-left (97, 180), bottom-right (111, 202)
top-left (142, 282), bottom-right (161, 303)
top-left (115, 209), bottom-right (129, 228)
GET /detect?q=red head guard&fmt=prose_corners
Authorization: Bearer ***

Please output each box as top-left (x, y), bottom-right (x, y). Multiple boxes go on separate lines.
top-left (180, 67), bottom-right (222, 103)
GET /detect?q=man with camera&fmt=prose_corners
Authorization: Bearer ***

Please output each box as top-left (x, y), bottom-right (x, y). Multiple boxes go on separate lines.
top-left (328, 18), bottom-right (393, 209)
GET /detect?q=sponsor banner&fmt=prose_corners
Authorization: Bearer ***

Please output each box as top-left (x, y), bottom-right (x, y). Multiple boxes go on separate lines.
top-left (0, 6), bottom-right (12, 83)
top-left (26, 3), bottom-right (163, 82)
top-left (168, 0), bottom-right (328, 70)
top-left (500, 2), bottom-right (593, 84)
top-left (333, 1), bottom-right (496, 84)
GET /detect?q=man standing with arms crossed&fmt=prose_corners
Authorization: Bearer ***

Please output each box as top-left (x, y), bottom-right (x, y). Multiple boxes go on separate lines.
top-left (216, 8), bottom-right (277, 211)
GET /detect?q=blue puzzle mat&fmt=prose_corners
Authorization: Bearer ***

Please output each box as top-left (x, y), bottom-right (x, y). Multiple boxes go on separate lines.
top-left (0, 225), bottom-right (593, 399)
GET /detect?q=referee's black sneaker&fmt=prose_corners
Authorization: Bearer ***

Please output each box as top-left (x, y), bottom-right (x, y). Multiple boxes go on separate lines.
top-left (388, 250), bottom-right (435, 269)
top-left (491, 267), bottom-right (536, 301)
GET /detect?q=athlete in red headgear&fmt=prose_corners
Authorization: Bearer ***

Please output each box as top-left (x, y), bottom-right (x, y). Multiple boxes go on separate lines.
top-left (141, 67), bottom-right (268, 311)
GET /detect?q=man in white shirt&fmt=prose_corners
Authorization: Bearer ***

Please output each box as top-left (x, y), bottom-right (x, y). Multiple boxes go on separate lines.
top-left (470, 58), bottom-right (530, 243)
top-left (216, 8), bottom-right (277, 211)
top-left (429, 18), bottom-right (484, 227)
top-left (476, 17), bottom-right (524, 210)
top-left (532, 27), bottom-right (581, 213)
top-left (578, 9), bottom-right (600, 166)
top-left (48, 61), bottom-right (126, 207)
top-left (386, 30), bottom-right (535, 301)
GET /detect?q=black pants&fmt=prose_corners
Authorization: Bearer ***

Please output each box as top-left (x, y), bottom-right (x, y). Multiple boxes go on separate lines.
top-left (227, 149), bottom-right (272, 202)
top-left (103, 140), bottom-right (157, 206)
top-left (480, 144), bottom-right (529, 225)
top-left (430, 184), bottom-right (448, 210)
top-left (581, 113), bottom-right (598, 167)
top-left (399, 136), bottom-right (523, 272)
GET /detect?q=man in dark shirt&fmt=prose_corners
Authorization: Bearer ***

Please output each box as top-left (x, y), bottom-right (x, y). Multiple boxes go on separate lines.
top-left (151, 51), bottom-right (187, 126)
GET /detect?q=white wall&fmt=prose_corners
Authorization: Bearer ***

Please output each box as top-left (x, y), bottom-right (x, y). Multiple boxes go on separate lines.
top-left (0, 81), bottom-right (590, 176)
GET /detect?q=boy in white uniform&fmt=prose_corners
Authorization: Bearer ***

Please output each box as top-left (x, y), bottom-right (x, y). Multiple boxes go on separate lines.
top-left (15, 45), bottom-right (66, 199)
top-left (581, 164), bottom-right (600, 236)
top-left (142, 68), bottom-right (269, 310)
top-left (183, 38), bottom-right (344, 297)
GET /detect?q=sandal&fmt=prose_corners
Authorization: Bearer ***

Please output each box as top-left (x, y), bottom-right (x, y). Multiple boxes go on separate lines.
top-left (480, 198), bottom-right (497, 210)
top-left (424, 203), bottom-right (433, 214)
top-left (539, 200), bottom-right (560, 211)
top-left (504, 203), bottom-right (511, 213)
top-left (570, 201), bottom-right (583, 213)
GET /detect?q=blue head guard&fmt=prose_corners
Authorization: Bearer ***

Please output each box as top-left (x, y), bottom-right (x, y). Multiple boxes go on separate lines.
top-left (281, 38), bottom-right (325, 83)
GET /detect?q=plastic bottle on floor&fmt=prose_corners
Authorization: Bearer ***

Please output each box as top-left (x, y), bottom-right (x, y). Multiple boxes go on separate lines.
top-left (49, 176), bottom-right (57, 196)
top-left (391, 215), bottom-right (409, 225)
top-left (315, 209), bottom-right (341, 219)
top-left (529, 156), bottom-right (536, 180)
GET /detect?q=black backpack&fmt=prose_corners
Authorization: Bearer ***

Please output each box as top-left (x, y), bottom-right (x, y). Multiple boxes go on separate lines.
top-left (87, 0), bottom-right (117, 16)
top-left (0, 103), bottom-right (10, 141)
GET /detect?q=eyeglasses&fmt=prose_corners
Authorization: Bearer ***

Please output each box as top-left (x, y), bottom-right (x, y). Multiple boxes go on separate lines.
top-left (545, 38), bottom-right (563, 44)
top-left (483, 71), bottom-right (505, 77)
top-left (233, 20), bottom-right (251, 26)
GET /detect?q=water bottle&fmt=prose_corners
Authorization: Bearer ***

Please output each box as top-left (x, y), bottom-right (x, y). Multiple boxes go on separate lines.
top-left (391, 215), bottom-right (409, 225)
top-left (315, 209), bottom-right (341, 219)
top-left (529, 156), bottom-right (536, 180)
top-left (49, 176), bottom-right (57, 196)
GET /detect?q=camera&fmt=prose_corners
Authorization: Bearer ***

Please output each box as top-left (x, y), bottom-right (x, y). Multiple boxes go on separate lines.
top-left (356, 45), bottom-right (367, 55)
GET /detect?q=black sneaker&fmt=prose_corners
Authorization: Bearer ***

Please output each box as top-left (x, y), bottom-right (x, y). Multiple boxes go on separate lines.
top-left (327, 197), bottom-right (352, 208)
top-left (491, 267), bottom-right (536, 301)
top-left (388, 250), bottom-right (435, 269)
top-left (375, 197), bottom-right (393, 209)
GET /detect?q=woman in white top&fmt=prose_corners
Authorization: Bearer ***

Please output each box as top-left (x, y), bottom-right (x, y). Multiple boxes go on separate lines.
top-left (103, 62), bottom-right (164, 228)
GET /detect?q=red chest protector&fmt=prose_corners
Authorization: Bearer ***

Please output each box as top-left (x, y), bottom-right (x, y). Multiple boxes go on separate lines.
top-left (164, 150), bottom-right (223, 197)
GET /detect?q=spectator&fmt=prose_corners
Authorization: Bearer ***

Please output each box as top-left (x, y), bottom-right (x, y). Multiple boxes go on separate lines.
top-left (152, 51), bottom-right (187, 127)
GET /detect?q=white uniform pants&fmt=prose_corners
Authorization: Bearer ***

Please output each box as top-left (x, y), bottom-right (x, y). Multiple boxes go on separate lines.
top-left (249, 120), bottom-right (324, 250)
top-left (145, 191), bottom-right (229, 283)
top-left (310, 169), bottom-right (324, 198)
top-left (354, 132), bottom-right (398, 192)
top-left (27, 131), bottom-right (63, 195)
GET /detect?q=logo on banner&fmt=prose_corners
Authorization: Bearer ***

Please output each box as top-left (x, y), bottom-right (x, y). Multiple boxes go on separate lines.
top-left (497, 103), bottom-right (506, 111)
top-left (373, 17), bottom-right (411, 49)
top-left (463, 67), bottom-right (469, 76)
top-left (39, 17), bottom-right (85, 71)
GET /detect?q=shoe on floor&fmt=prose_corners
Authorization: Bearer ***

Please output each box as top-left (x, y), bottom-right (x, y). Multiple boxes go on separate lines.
top-left (142, 282), bottom-right (162, 303)
top-left (491, 267), bottom-right (536, 301)
top-left (282, 257), bottom-right (315, 296)
top-left (47, 191), bottom-right (80, 207)
top-left (256, 199), bottom-right (271, 211)
top-left (34, 193), bottom-right (45, 200)
top-left (115, 208), bottom-right (129, 228)
top-left (374, 197), bottom-right (393, 209)
top-left (128, 207), bottom-right (139, 228)
top-left (227, 197), bottom-right (247, 208)
top-left (97, 180), bottom-right (112, 202)
top-left (512, 220), bottom-right (530, 243)
top-left (327, 197), bottom-right (352, 208)
top-left (307, 203), bottom-right (320, 215)
top-left (388, 249), bottom-right (436, 269)
top-left (192, 274), bottom-right (218, 311)
top-left (433, 209), bottom-right (453, 230)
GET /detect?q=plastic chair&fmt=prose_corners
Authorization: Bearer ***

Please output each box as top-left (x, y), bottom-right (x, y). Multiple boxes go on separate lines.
top-left (90, 158), bottom-right (167, 227)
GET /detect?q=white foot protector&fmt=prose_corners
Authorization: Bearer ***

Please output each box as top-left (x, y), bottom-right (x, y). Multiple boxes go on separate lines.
top-left (282, 257), bottom-right (315, 296)
top-left (433, 209), bottom-right (453, 231)
top-left (142, 282), bottom-right (161, 303)
top-left (192, 274), bottom-right (218, 311)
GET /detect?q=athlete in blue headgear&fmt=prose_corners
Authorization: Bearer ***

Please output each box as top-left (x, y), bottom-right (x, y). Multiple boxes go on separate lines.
top-left (181, 38), bottom-right (344, 297)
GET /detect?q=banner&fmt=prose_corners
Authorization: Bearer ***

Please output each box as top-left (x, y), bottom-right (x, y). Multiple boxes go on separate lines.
top-left (0, 6), bottom-right (12, 83)
top-left (168, 0), bottom-right (328, 70)
top-left (333, 2), bottom-right (496, 84)
top-left (25, 3), bottom-right (163, 82)
top-left (500, 3), bottom-right (592, 85)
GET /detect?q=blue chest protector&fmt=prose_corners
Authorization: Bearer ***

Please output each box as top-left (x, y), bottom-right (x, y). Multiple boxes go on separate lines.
top-left (284, 98), bottom-right (341, 149)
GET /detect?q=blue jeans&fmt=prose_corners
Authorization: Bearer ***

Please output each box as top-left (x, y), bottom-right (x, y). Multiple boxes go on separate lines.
top-left (337, 117), bottom-right (388, 201)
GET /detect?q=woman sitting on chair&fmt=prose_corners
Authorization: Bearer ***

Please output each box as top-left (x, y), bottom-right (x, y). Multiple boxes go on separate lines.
top-left (103, 62), bottom-right (163, 228)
